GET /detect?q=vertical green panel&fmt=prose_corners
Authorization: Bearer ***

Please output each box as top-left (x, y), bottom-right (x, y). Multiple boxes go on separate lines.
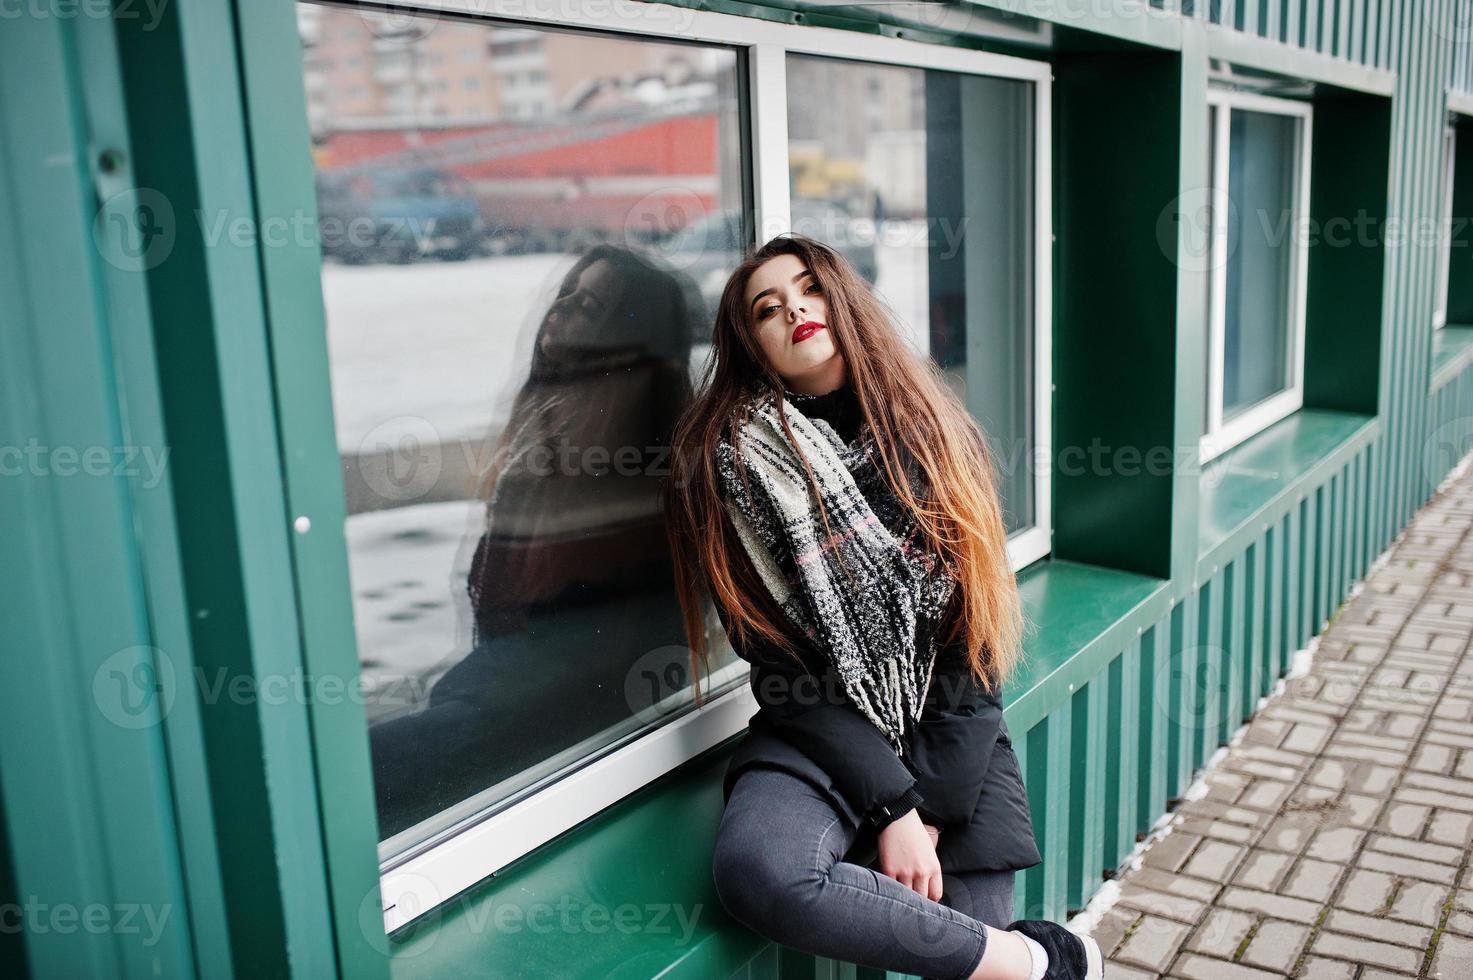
top-left (1198, 577), bottom-right (1222, 767)
top-left (1103, 645), bottom-right (1137, 872)
top-left (1263, 522), bottom-right (1281, 690)
top-left (1224, 559), bottom-right (1245, 740)
top-left (1244, 0), bottom-right (1262, 33)
top-left (1348, 453), bottom-right (1360, 587)
top-left (1163, 601), bottom-right (1187, 800)
top-left (229, 3), bottom-right (388, 976)
top-left (1285, 503), bottom-right (1303, 660)
top-left (1081, 680), bottom-right (1108, 909)
top-left (1101, 656), bottom-right (1122, 873)
top-left (1013, 727), bottom-right (1031, 918)
top-left (1308, 492), bottom-right (1319, 645)
top-left (1350, 0), bottom-right (1365, 63)
top-left (1243, 545), bottom-right (1266, 722)
top-left (1044, 706), bottom-right (1073, 920)
top-left (1068, 689), bottom-right (1089, 911)
top-left (0, 18), bottom-right (198, 980)
top-left (1334, 466), bottom-right (1349, 610)
top-left (1325, 477), bottom-right (1337, 630)
top-left (1139, 622), bottom-right (1168, 839)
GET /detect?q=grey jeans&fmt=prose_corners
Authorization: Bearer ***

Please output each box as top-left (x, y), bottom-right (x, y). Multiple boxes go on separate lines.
top-left (712, 766), bottom-right (1015, 980)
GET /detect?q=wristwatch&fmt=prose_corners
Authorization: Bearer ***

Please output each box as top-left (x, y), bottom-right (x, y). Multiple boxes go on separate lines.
top-left (867, 787), bottom-right (925, 830)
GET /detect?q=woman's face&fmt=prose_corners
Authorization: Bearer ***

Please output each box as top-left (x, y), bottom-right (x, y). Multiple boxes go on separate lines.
top-left (540, 258), bottom-right (621, 355)
top-left (743, 252), bottom-right (845, 394)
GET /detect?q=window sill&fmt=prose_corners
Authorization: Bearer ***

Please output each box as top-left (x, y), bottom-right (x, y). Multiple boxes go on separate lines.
top-left (1433, 324), bottom-right (1473, 390)
top-left (1198, 406), bottom-right (1379, 577)
top-left (1002, 557), bottom-right (1172, 734)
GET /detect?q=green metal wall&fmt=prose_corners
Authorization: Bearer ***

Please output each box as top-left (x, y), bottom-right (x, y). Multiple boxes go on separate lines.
top-left (2, 1), bottom-right (1471, 978)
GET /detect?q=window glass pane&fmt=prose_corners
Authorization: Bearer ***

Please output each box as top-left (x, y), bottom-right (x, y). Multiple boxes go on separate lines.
top-left (786, 54), bottom-right (1036, 534)
top-left (299, 1), bottom-right (747, 856)
top-left (1222, 107), bottom-right (1299, 419)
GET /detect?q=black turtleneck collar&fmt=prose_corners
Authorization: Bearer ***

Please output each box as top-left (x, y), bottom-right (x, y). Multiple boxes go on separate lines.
top-left (782, 381), bottom-right (863, 446)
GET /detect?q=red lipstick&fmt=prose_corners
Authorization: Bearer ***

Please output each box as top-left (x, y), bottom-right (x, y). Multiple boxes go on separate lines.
top-left (792, 320), bottom-right (825, 344)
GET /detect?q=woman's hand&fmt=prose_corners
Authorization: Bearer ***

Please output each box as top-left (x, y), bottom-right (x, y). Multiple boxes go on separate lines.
top-left (877, 810), bottom-right (943, 902)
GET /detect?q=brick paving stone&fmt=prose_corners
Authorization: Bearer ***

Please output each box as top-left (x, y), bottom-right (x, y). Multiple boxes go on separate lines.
top-left (1365, 833), bottom-right (1464, 864)
top-left (1172, 816), bottom-right (1256, 846)
top-left (1184, 907), bottom-right (1255, 958)
top-left (1088, 905), bottom-right (1138, 958)
top-left (1295, 958), bottom-right (1357, 980)
top-left (1140, 830), bottom-right (1202, 874)
top-left (1387, 880), bottom-right (1450, 925)
top-left (1432, 931), bottom-right (1473, 977)
top-left (1356, 847), bottom-right (1457, 885)
top-left (1312, 931), bottom-right (1423, 972)
top-left (1281, 858), bottom-right (1343, 902)
top-left (1180, 840), bottom-right (1245, 882)
top-left (1336, 868), bottom-right (1397, 914)
top-left (1256, 820), bottom-right (1315, 854)
top-left (1427, 808), bottom-right (1473, 845)
top-left (1232, 849), bottom-right (1292, 891)
top-left (1323, 908), bottom-right (1433, 948)
top-left (1098, 962), bottom-right (1155, 980)
top-left (1218, 887), bottom-right (1322, 924)
top-left (1305, 826), bottom-right (1366, 862)
top-left (1169, 953), bottom-right (1280, 979)
top-left (1114, 883), bottom-right (1210, 924)
top-left (1379, 801), bottom-right (1431, 836)
top-left (1114, 914), bottom-right (1192, 972)
top-left (1238, 917), bottom-right (1308, 972)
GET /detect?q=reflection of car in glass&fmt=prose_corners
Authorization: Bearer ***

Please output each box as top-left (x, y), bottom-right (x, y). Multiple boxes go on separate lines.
top-left (316, 167), bottom-right (486, 264)
top-left (663, 201), bottom-right (879, 312)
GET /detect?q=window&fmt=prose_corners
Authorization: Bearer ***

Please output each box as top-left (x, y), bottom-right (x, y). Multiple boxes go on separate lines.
top-left (1202, 89), bottom-right (1312, 462)
top-left (1436, 122), bottom-right (1456, 330)
top-left (786, 54), bottom-right (1046, 563)
top-left (298, 0), bottom-right (1048, 931)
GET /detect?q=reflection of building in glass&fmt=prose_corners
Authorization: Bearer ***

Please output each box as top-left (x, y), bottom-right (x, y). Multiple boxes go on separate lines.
top-left (298, 4), bottom-right (741, 257)
top-left (299, 4), bottom-right (717, 130)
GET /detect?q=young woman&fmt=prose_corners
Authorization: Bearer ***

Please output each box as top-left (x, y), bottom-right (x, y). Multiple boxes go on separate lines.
top-left (664, 234), bottom-right (1105, 980)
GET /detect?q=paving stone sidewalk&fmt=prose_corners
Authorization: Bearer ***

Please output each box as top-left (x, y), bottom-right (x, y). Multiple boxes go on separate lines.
top-left (1091, 461), bottom-right (1473, 980)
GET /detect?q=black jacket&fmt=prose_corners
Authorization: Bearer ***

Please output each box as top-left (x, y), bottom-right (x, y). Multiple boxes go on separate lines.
top-left (716, 606), bottom-right (1042, 875)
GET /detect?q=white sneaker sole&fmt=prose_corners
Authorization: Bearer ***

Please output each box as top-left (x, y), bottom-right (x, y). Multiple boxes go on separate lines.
top-left (1078, 932), bottom-right (1104, 978)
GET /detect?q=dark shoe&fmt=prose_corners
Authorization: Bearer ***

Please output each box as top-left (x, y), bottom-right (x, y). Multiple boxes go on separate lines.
top-left (1002, 918), bottom-right (1104, 979)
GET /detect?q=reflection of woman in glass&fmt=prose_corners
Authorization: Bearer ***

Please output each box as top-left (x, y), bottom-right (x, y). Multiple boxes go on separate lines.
top-left (465, 244), bottom-right (695, 640)
top-left (664, 235), bottom-right (1103, 980)
top-left (369, 245), bottom-right (699, 840)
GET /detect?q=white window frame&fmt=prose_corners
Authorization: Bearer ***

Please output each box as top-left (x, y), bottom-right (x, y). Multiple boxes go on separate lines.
top-left (1436, 121), bottom-right (1457, 330)
top-left (334, 0), bottom-right (1052, 933)
top-left (1201, 88), bottom-right (1313, 464)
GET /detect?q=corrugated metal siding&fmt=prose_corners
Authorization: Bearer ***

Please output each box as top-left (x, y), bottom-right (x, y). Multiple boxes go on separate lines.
top-left (1157, 0), bottom-right (1396, 68)
top-left (1011, 435), bottom-right (1375, 921)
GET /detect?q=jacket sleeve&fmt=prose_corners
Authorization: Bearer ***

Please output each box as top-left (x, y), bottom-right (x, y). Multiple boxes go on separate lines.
top-left (717, 603), bottom-right (922, 826)
top-left (906, 651), bottom-right (1006, 827)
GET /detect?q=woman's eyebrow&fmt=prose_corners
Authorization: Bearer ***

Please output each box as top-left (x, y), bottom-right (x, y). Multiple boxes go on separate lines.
top-left (749, 269), bottom-right (813, 311)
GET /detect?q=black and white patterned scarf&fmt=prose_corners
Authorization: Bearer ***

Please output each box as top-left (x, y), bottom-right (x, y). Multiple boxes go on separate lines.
top-left (715, 382), bottom-right (958, 756)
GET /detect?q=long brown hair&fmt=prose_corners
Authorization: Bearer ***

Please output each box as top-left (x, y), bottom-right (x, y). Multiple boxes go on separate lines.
top-left (662, 233), bottom-right (1026, 704)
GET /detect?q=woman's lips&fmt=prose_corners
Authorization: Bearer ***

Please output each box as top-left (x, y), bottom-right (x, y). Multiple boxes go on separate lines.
top-left (792, 320), bottom-right (826, 343)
